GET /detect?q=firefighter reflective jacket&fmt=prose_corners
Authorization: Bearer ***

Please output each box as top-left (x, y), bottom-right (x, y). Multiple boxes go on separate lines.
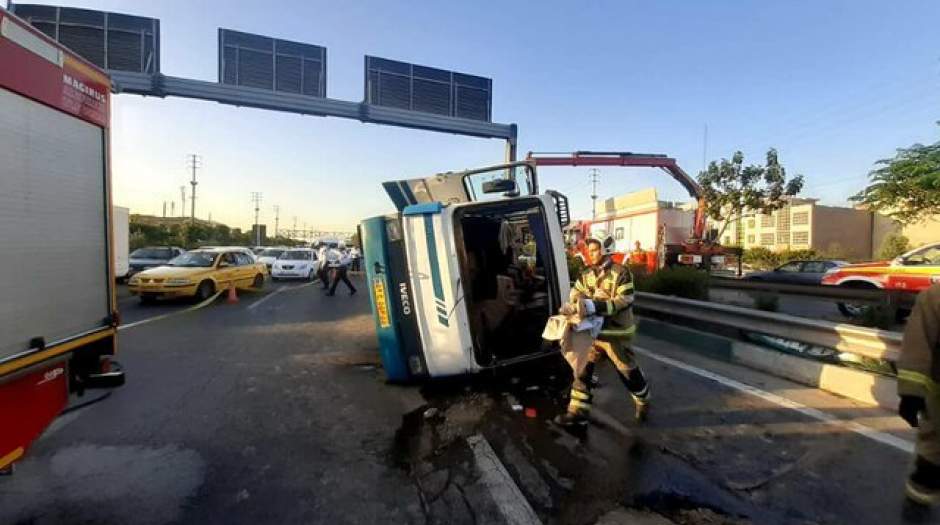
top-left (570, 259), bottom-right (636, 340)
top-left (899, 284), bottom-right (940, 399)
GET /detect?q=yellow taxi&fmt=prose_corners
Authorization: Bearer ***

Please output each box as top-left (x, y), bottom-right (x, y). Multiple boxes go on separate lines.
top-left (127, 248), bottom-right (267, 303)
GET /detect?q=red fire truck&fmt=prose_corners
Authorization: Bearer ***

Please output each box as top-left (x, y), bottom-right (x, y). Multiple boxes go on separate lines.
top-left (0, 9), bottom-right (124, 472)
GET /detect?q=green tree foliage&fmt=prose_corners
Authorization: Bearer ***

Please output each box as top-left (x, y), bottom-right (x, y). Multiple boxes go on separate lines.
top-left (635, 266), bottom-right (709, 300)
top-left (698, 149), bottom-right (804, 239)
top-left (877, 233), bottom-right (910, 260)
top-left (852, 137), bottom-right (940, 224)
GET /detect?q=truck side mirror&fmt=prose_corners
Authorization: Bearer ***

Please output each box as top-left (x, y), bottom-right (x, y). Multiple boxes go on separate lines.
top-left (482, 179), bottom-right (517, 195)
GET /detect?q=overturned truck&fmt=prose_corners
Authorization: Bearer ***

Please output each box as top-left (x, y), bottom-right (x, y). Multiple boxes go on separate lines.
top-left (361, 162), bottom-right (572, 381)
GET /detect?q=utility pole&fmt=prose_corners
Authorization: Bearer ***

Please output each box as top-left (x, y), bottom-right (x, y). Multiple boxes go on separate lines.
top-left (180, 186), bottom-right (186, 218)
top-left (170, 201), bottom-right (175, 217)
top-left (187, 154), bottom-right (201, 224)
top-left (250, 192), bottom-right (263, 246)
top-left (272, 205), bottom-right (280, 239)
top-left (589, 168), bottom-right (600, 221)
top-left (162, 201), bottom-right (167, 218)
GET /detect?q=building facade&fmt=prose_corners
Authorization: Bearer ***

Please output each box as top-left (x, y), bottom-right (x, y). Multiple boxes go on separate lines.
top-left (716, 198), bottom-right (876, 260)
top-left (589, 188), bottom-right (695, 253)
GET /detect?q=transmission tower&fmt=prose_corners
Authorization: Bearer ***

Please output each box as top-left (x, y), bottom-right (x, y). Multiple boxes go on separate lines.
top-left (187, 154), bottom-right (201, 224)
top-left (589, 168), bottom-right (600, 221)
top-left (250, 192), bottom-right (263, 245)
top-left (272, 205), bottom-right (280, 238)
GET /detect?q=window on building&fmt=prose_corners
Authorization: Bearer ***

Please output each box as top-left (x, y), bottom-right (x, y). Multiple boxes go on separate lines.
top-left (792, 231), bottom-right (809, 245)
top-left (760, 233), bottom-right (774, 246)
top-left (777, 232), bottom-right (790, 245)
top-left (615, 227), bottom-right (624, 240)
top-left (747, 219), bottom-right (756, 229)
top-left (747, 235), bottom-right (755, 244)
top-left (761, 215), bottom-right (774, 228)
top-left (793, 211), bottom-right (809, 226)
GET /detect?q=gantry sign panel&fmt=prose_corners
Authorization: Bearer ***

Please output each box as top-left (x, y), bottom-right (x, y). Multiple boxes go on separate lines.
top-left (218, 28), bottom-right (326, 97)
top-left (364, 56), bottom-right (492, 122)
top-left (11, 4), bottom-right (160, 74)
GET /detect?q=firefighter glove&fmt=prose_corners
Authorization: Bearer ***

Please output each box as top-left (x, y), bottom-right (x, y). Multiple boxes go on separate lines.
top-left (580, 299), bottom-right (597, 316)
top-left (900, 395), bottom-right (926, 428)
top-left (559, 303), bottom-right (577, 316)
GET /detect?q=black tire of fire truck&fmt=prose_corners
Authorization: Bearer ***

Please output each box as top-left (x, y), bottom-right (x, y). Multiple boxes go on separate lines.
top-left (196, 280), bottom-right (215, 302)
top-left (253, 274), bottom-right (265, 289)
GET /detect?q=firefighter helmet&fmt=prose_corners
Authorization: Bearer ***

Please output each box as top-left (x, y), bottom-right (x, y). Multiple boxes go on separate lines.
top-left (586, 234), bottom-right (616, 256)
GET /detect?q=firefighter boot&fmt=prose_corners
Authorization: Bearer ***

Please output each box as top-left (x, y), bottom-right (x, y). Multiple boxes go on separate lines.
top-left (620, 368), bottom-right (650, 423)
top-left (555, 388), bottom-right (592, 427)
top-left (907, 456), bottom-right (940, 506)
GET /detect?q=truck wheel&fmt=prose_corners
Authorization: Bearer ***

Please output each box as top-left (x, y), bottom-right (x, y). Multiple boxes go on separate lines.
top-left (196, 281), bottom-right (215, 301)
top-left (253, 274), bottom-right (264, 289)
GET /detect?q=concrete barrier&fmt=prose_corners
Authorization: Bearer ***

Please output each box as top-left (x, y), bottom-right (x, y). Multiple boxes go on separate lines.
top-left (637, 317), bottom-right (898, 410)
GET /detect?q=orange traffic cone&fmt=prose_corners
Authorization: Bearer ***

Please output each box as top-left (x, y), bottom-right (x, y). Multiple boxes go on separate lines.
top-left (226, 282), bottom-right (239, 304)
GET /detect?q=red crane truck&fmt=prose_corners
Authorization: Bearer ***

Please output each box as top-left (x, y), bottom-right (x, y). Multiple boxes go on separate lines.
top-left (0, 9), bottom-right (124, 473)
top-left (526, 151), bottom-right (726, 269)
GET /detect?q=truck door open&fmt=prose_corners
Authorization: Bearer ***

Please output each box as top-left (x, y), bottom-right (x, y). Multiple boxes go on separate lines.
top-left (452, 197), bottom-right (561, 367)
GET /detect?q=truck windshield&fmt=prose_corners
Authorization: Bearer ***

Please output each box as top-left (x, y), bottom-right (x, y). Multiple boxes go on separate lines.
top-left (131, 248), bottom-right (172, 259)
top-left (168, 252), bottom-right (217, 267)
top-left (463, 165), bottom-right (534, 202)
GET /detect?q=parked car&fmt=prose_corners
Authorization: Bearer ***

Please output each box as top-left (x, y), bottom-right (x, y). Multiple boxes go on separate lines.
top-left (128, 246), bottom-right (185, 277)
top-left (271, 248), bottom-right (318, 281)
top-left (128, 247), bottom-right (267, 303)
top-left (745, 260), bottom-right (847, 285)
top-left (822, 242), bottom-right (940, 317)
top-left (255, 247), bottom-right (287, 270)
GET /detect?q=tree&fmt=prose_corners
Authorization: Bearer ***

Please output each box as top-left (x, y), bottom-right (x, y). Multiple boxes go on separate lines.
top-left (851, 136), bottom-right (940, 224)
top-left (877, 233), bottom-right (910, 260)
top-left (698, 148), bottom-right (804, 240)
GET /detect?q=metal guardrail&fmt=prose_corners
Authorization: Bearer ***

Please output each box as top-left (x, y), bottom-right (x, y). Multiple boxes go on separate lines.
top-left (708, 276), bottom-right (918, 308)
top-left (635, 292), bottom-right (902, 362)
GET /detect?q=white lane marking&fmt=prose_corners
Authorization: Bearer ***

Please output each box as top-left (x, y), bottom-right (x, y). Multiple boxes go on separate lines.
top-left (118, 291), bottom-right (222, 331)
top-left (633, 345), bottom-right (915, 455)
top-left (247, 281), bottom-right (316, 311)
top-left (466, 434), bottom-right (542, 525)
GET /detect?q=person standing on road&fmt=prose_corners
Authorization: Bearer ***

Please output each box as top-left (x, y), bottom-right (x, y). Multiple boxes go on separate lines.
top-left (327, 247), bottom-right (357, 296)
top-left (898, 283), bottom-right (940, 506)
top-left (555, 235), bottom-right (650, 427)
top-left (316, 244), bottom-right (330, 289)
top-left (349, 246), bottom-right (361, 272)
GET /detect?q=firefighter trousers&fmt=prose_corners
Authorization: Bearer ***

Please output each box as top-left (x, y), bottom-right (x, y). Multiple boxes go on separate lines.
top-left (567, 338), bottom-right (649, 416)
top-left (917, 393), bottom-right (940, 466)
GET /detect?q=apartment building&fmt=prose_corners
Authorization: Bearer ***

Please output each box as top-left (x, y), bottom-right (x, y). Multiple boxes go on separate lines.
top-left (716, 198), bottom-right (874, 259)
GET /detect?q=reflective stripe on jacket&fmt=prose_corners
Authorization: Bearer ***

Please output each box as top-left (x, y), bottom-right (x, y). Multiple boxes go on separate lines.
top-left (899, 284), bottom-right (940, 399)
top-left (570, 260), bottom-right (636, 340)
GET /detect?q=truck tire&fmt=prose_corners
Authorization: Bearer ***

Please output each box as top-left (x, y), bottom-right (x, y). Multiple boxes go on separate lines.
top-left (196, 281), bottom-right (215, 302)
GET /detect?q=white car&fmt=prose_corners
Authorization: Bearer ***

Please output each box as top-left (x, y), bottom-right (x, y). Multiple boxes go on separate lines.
top-left (271, 248), bottom-right (318, 280)
top-left (255, 247), bottom-right (288, 271)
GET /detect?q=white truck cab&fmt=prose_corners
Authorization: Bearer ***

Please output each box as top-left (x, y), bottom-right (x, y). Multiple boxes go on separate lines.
top-left (361, 162), bottom-right (571, 381)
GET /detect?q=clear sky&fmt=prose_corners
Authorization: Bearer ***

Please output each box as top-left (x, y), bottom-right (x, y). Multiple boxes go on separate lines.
top-left (15, 0), bottom-right (940, 232)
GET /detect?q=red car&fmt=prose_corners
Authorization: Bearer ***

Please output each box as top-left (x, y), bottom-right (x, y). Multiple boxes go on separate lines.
top-left (821, 242), bottom-right (940, 316)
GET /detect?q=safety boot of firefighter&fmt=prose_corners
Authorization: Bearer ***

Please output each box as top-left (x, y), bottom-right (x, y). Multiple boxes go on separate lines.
top-left (620, 368), bottom-right (650, 423)
top-left (907, 456), bottom-right (940, 506)
top-left (555, 388), bottom-right (592, 427)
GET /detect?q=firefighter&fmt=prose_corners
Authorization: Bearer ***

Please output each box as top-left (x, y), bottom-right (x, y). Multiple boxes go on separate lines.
top-left (899, 283), bottom-right (940, 505)
top-left (556, 235), bottom-right (650, 427)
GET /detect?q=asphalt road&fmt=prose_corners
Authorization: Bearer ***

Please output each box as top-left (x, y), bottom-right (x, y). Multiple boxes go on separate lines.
top-left (1, 275), bottom-right (934, 524)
